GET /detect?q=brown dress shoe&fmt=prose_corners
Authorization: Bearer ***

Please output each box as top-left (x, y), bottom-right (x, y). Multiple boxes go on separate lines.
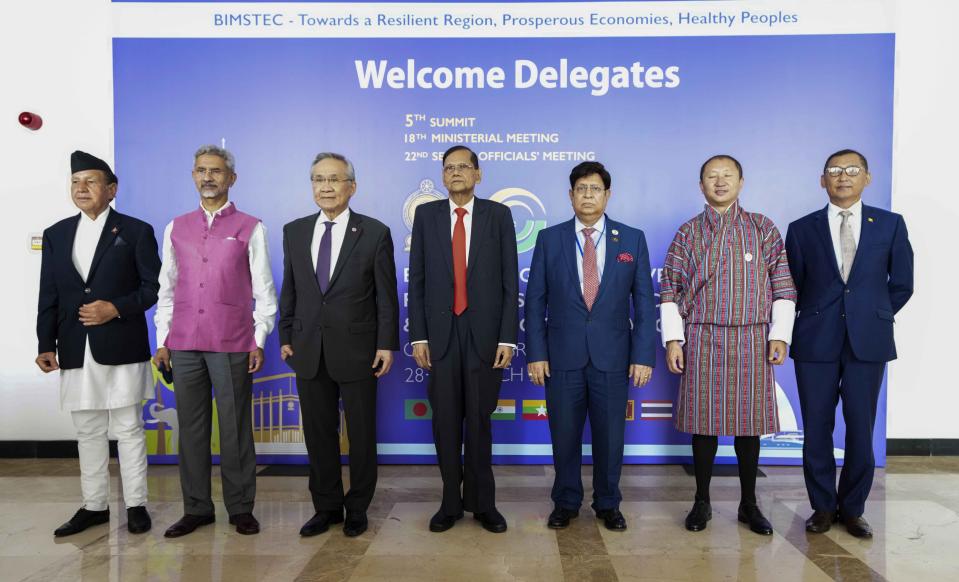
top-left (805, 510), bottom-right (838, 534)
top-left (843, 515), bottom-right (873, 538)
top-left (229, 512), bottom-right (260, 535)
top-left (164, 514), bottom-right (215, 538)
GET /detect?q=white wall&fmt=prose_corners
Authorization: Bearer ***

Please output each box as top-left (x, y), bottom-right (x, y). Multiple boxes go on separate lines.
top-left (0, 0), bottom-right (955, 440)
top-left (886, 0), bottom-right (959, 438)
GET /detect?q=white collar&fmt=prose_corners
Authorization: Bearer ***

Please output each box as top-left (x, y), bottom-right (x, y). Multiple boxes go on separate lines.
top-left (79, 206), bottom-right (111, 226)
top-left (575, 214), bottom-right (606, 236)
top-left (201, 200), bottom-right (233, 219)
top-left (319, 207), bottom-right (351, 225)
top-left (449, 197), bottom-right (475, 215)
top-left (828, 199), bottom-right (863, 218)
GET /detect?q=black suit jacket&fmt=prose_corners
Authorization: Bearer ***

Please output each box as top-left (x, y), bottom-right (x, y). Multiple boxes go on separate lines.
top-left (408, 198), bottom-right (519, 362)
top-left (278, 211), bottom-right (400, 383)
top-left (36, 209), bottom-right (161, 369)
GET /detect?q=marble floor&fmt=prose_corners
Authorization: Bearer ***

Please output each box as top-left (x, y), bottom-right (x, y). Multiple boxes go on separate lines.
top-left (1, 458), bottom-right (957, 582)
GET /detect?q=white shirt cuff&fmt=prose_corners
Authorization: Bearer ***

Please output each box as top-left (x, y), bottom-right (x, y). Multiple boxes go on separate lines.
top-left (660, 302), bottom-right (685, 347)
top-left (410, 340), bottom-right (428, 345)
top-left (768, 299), bottom-right (796, 345)
top-left (498, 343), bottom-right (517, 349)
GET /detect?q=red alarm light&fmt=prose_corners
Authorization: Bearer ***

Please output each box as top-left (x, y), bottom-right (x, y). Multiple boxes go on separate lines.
top-left (19, 112), bottom-right (43, 130)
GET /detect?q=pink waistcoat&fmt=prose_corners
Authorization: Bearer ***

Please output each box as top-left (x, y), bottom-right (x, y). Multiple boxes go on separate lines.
top-left (165, 204), bottom-right (260, 353)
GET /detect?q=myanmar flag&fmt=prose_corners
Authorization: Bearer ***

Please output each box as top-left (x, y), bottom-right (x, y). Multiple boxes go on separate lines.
top-left (491, 399), bottom-right (516, 420)
top-left (404, 399), bottom-right (432, 420)
top-left (522, 400), bottom-right (548, 420)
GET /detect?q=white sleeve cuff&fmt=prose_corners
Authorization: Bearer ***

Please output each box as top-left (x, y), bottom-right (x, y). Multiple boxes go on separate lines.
top-left (768, 299), bottom-right (796, 345)
top-left (660, 302), bottom-right (685, 347)
top-left (410, 340), bottom-right (428, 345)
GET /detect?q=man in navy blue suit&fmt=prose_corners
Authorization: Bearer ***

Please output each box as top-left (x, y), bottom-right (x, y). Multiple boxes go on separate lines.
top-left (786, 149), bottom-right (913, 538)
top-left (525, 161), bottom-right (656, 531)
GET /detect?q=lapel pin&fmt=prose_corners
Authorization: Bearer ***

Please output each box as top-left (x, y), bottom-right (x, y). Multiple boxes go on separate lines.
top-left (351, 227), bottom-right (357, 232)
top-left (867, 217), bottom-right (874, 222)
top-left (611, 229), bottom-right (619, 236)
top-left (111, 226), bottom-right (119, 234)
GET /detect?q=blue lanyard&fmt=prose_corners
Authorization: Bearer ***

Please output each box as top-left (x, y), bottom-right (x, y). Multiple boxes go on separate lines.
top-left (575, 223), bottom-right (606, 258)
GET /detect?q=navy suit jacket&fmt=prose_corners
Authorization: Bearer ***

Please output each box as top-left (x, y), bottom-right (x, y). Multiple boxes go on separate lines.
top-left (37, 210), bottom-right (161, 369)
top-left (785, 204), bottom-right (913, 363)
top-left (408, 198), bottom-right (519, 363)
top-left (525, 217), bottom-right (657, 372)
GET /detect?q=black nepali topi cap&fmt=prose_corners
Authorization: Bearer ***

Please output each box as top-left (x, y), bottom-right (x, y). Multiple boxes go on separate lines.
top-left (71, 150), bottom-right (118, 185)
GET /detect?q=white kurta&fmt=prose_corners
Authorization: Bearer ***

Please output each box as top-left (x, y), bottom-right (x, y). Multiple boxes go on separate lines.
top-left (59, 208), bottom-right (154, 411)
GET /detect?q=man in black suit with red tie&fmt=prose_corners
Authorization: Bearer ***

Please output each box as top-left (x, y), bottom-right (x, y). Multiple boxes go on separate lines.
top-left (408, 145), bottom-right (519, 533)
top-left (278, 152), bottom-right (399, 538)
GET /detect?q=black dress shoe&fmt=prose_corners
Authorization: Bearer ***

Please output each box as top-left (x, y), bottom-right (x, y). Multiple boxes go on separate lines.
top-left (164, 514), bottom-right (215, 538)
top-left (126, 506), bottom-right (152, 534)
top-left (805, 510), bottom-right (838, 534)
top-left (229, 512), bottom-right (260, 535)
top-left (737, 503), bottom-right (773, 536)
top-left (429, 510), bottom-right (464, 532)
top-left (54, 507), bottom-right (110, 537)
top-left (474, 507), bottom-right (508, 533)
top-left (595, 508), bottom-right (627, 531)
top-left (685, 500), bottom-right (712, 532)
top-left (547, 507), bottom-right (579, 529)
top-left (343, 511), bottom-right (368, 537)
top-left (300, 510), bottom-right (344, 537)
top-left (843, 515), bottom-right (873, 538)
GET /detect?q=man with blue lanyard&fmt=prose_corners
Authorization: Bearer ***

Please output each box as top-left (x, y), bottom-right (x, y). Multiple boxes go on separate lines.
top-left (525, 161), bottom-right (657, 531)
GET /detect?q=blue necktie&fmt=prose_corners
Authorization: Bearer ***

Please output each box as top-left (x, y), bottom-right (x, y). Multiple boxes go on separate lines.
top-left (316, 221), bottom-right (334, 293)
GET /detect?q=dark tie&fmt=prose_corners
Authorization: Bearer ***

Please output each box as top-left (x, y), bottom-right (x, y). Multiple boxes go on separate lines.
top-left (316, 220), bottom-right (334, 294)
top-left (452, 207), bottom-right (468, 315)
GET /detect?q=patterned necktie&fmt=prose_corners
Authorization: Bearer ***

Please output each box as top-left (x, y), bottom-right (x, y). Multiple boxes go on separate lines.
top-left (452, 208), bottom-right (468, 315)
top-left (316, 220), bottom-right (335, 293)
top-left (582, 227), bottom-right (599, 310)
top-left (839, 210), bottom-right (856, 282)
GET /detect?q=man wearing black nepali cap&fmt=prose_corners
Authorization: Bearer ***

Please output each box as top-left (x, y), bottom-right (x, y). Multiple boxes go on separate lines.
top-left (36, 151), bottom-right (162, 536)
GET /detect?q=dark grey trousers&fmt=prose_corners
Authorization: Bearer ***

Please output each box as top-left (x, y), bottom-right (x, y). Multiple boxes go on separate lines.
top-left (171, 350), bottom-right (256, 516)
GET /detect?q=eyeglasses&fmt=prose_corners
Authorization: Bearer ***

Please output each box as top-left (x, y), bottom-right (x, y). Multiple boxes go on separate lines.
top-left (311, 175), bottom-right (353, 186)
top-left (194, 167), bottom-right (226, 177)
top-left (825, 166), bottom-right (863, 178)
top-left (443, 163), bottom-right (474, 174)
top-left (573, 184), bottom-right (607, 195)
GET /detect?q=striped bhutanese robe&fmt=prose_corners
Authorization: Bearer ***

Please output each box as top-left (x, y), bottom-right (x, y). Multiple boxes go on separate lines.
top-left (661, 201), bottom-right (797, 436)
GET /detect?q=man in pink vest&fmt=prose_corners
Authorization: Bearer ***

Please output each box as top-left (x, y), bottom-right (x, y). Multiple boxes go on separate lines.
top-left (153, 145), bottom-right (277, 537)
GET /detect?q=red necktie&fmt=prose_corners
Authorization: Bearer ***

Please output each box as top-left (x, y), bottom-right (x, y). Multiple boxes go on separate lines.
top-left (453, 207), bottom-right (468, 315)
top-left (582, 227), bottom-right (598, 310)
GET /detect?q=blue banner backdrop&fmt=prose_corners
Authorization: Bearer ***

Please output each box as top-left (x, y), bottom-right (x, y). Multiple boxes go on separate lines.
top-left (113, 33), bottom-right (894, 465)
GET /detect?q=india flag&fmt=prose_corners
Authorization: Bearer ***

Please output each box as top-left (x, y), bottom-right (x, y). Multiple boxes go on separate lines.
top-left (522, 400), bottom-right (548, 420)
top-left (404, 399), bottom-right (432, 420)
top-left (491, 399), bottom-right (516, 420)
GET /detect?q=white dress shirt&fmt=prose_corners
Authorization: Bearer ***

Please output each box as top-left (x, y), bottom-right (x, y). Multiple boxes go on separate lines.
top-left (412, 197), bottom-right (514, 349)
top-left (60, 207), bottom-right (154, 411)
top-left (827, 199), bottom-right (863, 273)
top-left (155, 201), bottom-right (278, 349)
top-left (574, 215), bottom-right (607, 295)
top-left (311, 208), bottom-right (351, 280)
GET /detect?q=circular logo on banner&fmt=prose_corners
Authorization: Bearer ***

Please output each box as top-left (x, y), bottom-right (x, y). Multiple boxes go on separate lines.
top-left (489, 187), bottom-right (548, 254)
top-left (402, 179), bottom-right (445, 252)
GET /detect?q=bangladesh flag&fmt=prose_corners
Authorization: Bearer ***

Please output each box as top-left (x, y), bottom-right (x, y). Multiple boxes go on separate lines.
top-left (522, 400), bottom-right (548, 420)
top-left (491, 399), bottom-right (516, 420)
top-left (404, 399), bottom-right (432, 420)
